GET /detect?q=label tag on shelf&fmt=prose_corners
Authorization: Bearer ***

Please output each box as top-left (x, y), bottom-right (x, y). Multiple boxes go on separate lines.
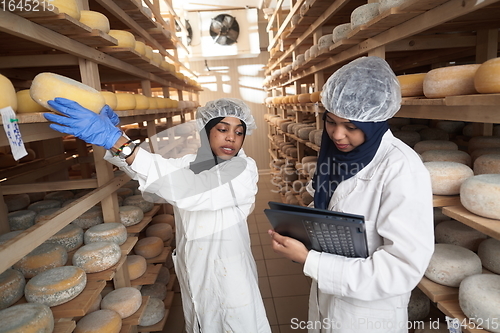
top-left (314, 103), bottom-right (320, 117)
top-left (1, 107), bottom-right (27, 161)
top-left (445, 316), bottom-right (462, 333)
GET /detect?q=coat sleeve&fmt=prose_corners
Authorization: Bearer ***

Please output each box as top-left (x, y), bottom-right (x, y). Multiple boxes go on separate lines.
top-left (125, 148), bottom-right (258, 211)
top-left (304, 168), bottom-right (434, 301)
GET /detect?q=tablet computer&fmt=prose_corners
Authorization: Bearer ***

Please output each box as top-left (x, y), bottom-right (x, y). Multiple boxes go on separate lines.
top-left (264, 201), bottom-right (368, 258)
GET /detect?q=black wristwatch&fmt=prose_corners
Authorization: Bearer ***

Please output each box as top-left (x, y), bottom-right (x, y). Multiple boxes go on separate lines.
top-left (116, 140), bottom-right (137, 159)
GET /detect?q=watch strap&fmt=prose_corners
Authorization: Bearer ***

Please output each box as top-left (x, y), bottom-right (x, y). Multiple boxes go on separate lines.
top-left (115, 139), bottom-right (134, 157)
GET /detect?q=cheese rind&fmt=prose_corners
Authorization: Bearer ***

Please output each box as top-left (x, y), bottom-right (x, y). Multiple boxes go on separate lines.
top-left (119, 205), bottom-right (144, 226)
top-left (84, 222), bottom-right (127, 245)
top-left (73, 241), bottom-right (122, 273)
top-left (0, 302), bottom-right (54, 333)
top-left (423, 64), bottom-right (480, 98)
top-left (477, 238), bottom-right (500, 274)
top-left (115, 93), bottom-right (136, 111)
top-left (123, 195), bottom-right (154, 213)
top-left (74, 309), bottom-right (122, 333)
top-left (397, 73), bottom-right (426, 97)
top-left (7, 209), bottom-right (36, 230)
top-left (108, 30), bottom-right (136, 48)
top-left (473, 153), bottom-right (500, 175)
top-left (50, 0), bottom-right (80, 19)
top-left (0, 268), bottom-right (26, 310)
top-left (139, 297), bottom-right (165, 327)
top-left (460, 174), bottom-right (500, 219)
top-left (79, 10), bottom-right (110, 33)
top-left (16, 89), bottom-right (48, 113)
top-left (0, 74), bottom-right (17, 111)
top-left (474, 57), bottom-right (500, 93)
top-left (134, 237), bottom-right (163, 259)
top-left (424, 161), bottom-right (474, 195)
top-left (100, 287), bottom-right (142, 319)
top-left (45, 223), bottom-right (84, 252)
top-left (434, 220), bottom-right (487, 251)
top-left (127, 255), bottom-right (147, 280)
top-left (13, 243), bottom-right (68, 278)
top-left (101, 91), bottom-right (118, 110)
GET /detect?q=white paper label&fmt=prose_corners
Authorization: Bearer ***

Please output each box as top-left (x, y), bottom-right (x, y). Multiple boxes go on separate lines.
top-left (446, 316), bottom-right (462, 333)
top-left (314, 103), bottom-right (320, 117)
top-left (1, 107), bottom-right (27, 161)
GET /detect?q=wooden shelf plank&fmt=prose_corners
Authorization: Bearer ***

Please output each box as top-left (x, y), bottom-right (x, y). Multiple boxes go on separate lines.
top-left (126, 216), bottom-right (153, 235)
top-left (442, 204), bottom-right (500, 240)
top-left (396, 104), bottom-right (500, 124)
top-left (131, 264), bottom-right (162, 286)
top-left (418, 276), bottom-right (458, 302)
top-left (85, 255), bottom-right (127, 281)
top-left (433, 195), bottom-right (460, 208)
top-left (438, 298), bottom-right (491, 333)
top-left (54, 321), bottom-right (76, 333)
top-left (51, 279), bottom-right (106, 319)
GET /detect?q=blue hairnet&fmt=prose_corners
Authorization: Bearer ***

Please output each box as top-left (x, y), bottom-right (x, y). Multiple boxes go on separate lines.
top-left (321, 56), bottom-right (401, 122)
top-left (196, 98), bottom-right (256, 135)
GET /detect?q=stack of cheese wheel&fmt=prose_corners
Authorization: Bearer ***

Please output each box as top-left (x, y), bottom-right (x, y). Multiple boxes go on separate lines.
top-left (101, 287), bottom-right (142, 319)
top-left (79, 10), bottom-right (110, 33)
top-left (74, 309), bottom-right (122, 333)
top-left (126, 255), bottom-right (147, 280)
top-left (0, 74), bottom-right (17, 111)
top-left (0, 303), bottom-right (54, 332)
top-left (423, 64), bottom-right (481, 98)
top-left (30, 73), bottom-right (105, 113)
top-left (424, 161), bottom-right (473, 195)
top-left (25, 265), bottom-right (87, 306)
top-left (13, 243), bottom-right (68, 278)
top-left (16, 89), bottom-right (48, 113)
top-left (108, 30), bottom-right (136, 48)
top-left (397, 73), bottom-right (426, 97)
top-left (460, 174), bottom-right (500, 219)
top-left (134, 236), bottom-right (163, 259)
top-left (474, 56), bottom-right (500, 93)
top-left (84, 222), bottom-right (127, 245)
top-left (424, 243), bottom-right (482, 287)
top-left (73, 241), bottom-right (121, 273)
top-left (0, 268), bottom-right (25, 310)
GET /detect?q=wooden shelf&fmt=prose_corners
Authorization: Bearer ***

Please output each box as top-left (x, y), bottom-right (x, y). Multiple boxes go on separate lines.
top-left (433, 195), bottom-right (461, 208)
top-left (51, 279), bottom-right (107, 319)
top-left (418, 276), bottom-right (459, 303)
top-left (442, 204), bottom-right (500, 240)
top-left (438, 298), bottom-right (492, 333)
top-left (131, 264), bottom-right (162, 286)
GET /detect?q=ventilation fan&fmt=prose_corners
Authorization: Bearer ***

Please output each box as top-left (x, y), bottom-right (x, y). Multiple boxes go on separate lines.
top-left (209, 14), bottom-right (239, 46)
top-left (175, 19), bottom-right (193, 46)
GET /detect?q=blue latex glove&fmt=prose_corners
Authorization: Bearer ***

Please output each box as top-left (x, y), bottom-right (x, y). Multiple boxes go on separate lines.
top-left (44, 98), bottom-right (122, 150)
top-left (101, 104), bottom-right (120, 126)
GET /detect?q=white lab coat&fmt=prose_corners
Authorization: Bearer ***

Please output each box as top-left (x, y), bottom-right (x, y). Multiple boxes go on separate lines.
top-left (104, 148), bottom-right (271, 333)
top-left (303, 131), bottom-right (434, 333)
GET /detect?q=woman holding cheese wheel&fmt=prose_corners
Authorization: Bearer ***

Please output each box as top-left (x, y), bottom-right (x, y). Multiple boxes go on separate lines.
top-left (268, 57), bottom-right (434, 333)
top-left (44, 98), bottom-right (271, 333)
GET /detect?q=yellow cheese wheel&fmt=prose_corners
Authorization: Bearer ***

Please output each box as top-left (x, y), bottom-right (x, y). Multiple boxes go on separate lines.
top-left (30, 72), bottom-right (105, 113)
top-left (73, 241), bottom-right (121, 273)
top-left (24, 265), bottom-right (87, 306)
top-left (151, 213), bottom-right (175, 227)
top-left (115, 93), bottom-right (136, 111)
top-left (134, 41), bottom-right (146, 56)
top-left (145, 223), bottom-right (173, 242)
top-left (134, 94), bottom-right (150, 110)
top-left (134, 236), bottom-right (163, 259)
top-left (0, 268), bottom-right (25, 310)
top-left (148, 96), bottom-right (158, 109)
top-left (474, 57), bottom-right (500, 93)
top-left (423, 64), bottom-right (481, 98)
top-left (151, 52), bottom-right (163, 66)
top-left (45, 223), bottom-right (84, 252)
top-left (397, 73), bottom-right (426, 97)
top-left (310, 91), bottom-right (322, 103)
top-left (101, 91), bottom-right (117, 109)
top-left (16, 89), bottom-right (47, 113)
top-left (0, 74), bottom-right (17, 111)
top-left (126, 255), bottom-right (147, 280)
top-left (108, 30), bottom-right (136, 48)
top-left (144, 45), bottom-right (153, 60)
top-left (13, 243), bottom-right (68, 278)
top-left (74, 309), bottom-right (122, 333)
top-left (0, 303), bottom-right (54, 333)
top-left (119, 205), bottom-right (144, 226)
top-left (84, 222), bottom-right (127, 245)
top-left (101, 287), bottom-right (142, 319)
top-left (79, 10), bottom-right (110, 33)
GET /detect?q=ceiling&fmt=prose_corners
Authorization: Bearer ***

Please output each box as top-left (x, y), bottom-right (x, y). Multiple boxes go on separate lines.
top-left (171, 0), bottom-right (271, 12)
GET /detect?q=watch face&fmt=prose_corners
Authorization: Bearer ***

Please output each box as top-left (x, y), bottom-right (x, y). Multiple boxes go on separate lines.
top-left (122, 146), bottom-right (133, 155)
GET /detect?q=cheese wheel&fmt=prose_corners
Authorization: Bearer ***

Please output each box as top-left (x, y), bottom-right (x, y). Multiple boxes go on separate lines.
top-left (473, 153), bottom-right (500, 175)
top-left (45, 190), bottom-right (74, 202)
top-left (139, 297), bottom-right (165, 326)
top-left (31, 72), bottom-right (105, 114)
top-left (397, 73), bottom-right (426, 97)
top-left (119, 205), bottom-right (144, 226)
top-left (378, 0), bottom-right (410, 13)
top-left (45, 223), bottom-right (84, 251)
top-left (134, 41), bottom-right (146, 55)
top-left (423, 64), bottom-right (481, 98)
top-left (79, 10), bottom-right (110, 33)
top-left (421, 149), bottom-right (471, 166)
top-left (123, 195), bottom-right (154, 213)
top-left (127, 255), bottom-right (147, 280)
top-left (71, 206), bottom-right (104, 229)
top-left (108, 30), bottom-right (136, 48)
top-left (419, 128), bottom-right (449, 141)
top-left (297, 93), bottom-right (311, 104)
top-left (435, 120), bottom-right (465, 134)
top-left (34, 208), bottom-right (61, 224)
top-left (151, 213), bottom-right (175, 228)
top-left (424, 161), bottom-right (473, 195)
top-left (474, 57), bottom-right (500, 93)
top-left (4, 193), bottom-right (30, 212)
top-left (0, 268), bottom-right (25, 310)
top-left (310, 91), bottom-right (322, 103)
top-left (50, 0), bottom-right (80, 20)
top-left (332, 23), bottom-right (352, 43)
top-left (351, 3), bottom-right (380, 29)
top-left (28, 199), bottom-right (61, 213)
top-left (414, 140), bottom-right (457, 154)
top-left (408, 287), bottom-right (430, 322)
top-left (148, 97), bottom-right (158, 109)
top-left (151, 52), bottom-right (163, 66)
top-left (101, 287), bottom-right (142, 319)
top-left (424, 243), bottom-right (482, 287)
top-left (144, 45), bottom-right (153, 60)
top-left (74, 309), bottom-right (122, 333)
top-left (393, 131), bottom-right (421, 147)
top-left (468, 136), bottom-right (500, 154)
top-left (477, 238), bottom-right (500, 274)
top-left (134, 94), bottom-right (150, 110)
top-left (84, 222), bottom-right (127, 245)
top-left (101, 91), bottom-right (117, 109)
top-left (155, 265), bottom-right (170, 285)
top-left (0, 230), bottom-right (23, 245)
top-left (0, 74), bottom-right (17, 111)
top-left (318, 34), bottom-right (334, 50)
top-left (73, 241), bottom-right (121, 273)
top-left (145, 223), bottom-right (173, 242)
top-left (16, 89), bottom-right (48, 113)
top-left (115, 93), bottom-right (136, 111)
top-left (434, 220), bottom-right (487, 251)
top-left (459, 274), bottom-right (500, 333)
top-left (460, 174), bottom-right (500, 219)
top-left (0, 303), bottom-right (54, 333)
top-left (134, 237), bottom-right (163, 259)
top-left (140, 282), bottom-right (167, 300)
top-left (25, 265), bottom-right (87, 306)
top-left (13, 243), bottom-right (68, 278)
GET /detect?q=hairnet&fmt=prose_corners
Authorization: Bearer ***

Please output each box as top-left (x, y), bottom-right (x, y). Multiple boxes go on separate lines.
top-left (321, 56), bottom-right (401, 122)
top-left (196, 98), bottom-right (256, 135)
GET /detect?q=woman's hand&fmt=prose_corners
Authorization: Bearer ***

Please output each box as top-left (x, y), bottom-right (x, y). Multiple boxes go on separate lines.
top-left (268, 230), bottom-right (309, 264)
